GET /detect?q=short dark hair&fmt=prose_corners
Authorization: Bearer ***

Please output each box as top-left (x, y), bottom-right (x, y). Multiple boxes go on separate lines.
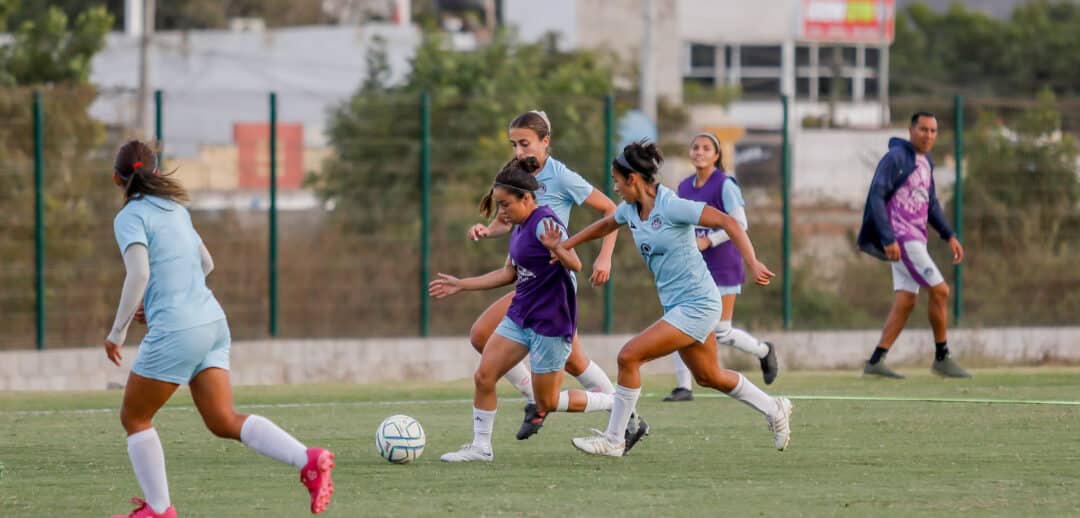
top-left (479, 158), bottom-right (541, 218)
top-left (910, 111), bottom-right (937, 127)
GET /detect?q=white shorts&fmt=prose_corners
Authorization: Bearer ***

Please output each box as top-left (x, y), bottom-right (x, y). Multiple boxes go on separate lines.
top-left (891, 241), bottom-right (945, 293)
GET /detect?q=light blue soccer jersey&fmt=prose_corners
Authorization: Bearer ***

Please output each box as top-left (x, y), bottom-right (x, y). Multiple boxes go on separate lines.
top-left (534, 157), bottom-right (594, 227)
top-left (113, 195), bottom-right (225, 332)
top-left (614, 185), bottom-right (721, 309)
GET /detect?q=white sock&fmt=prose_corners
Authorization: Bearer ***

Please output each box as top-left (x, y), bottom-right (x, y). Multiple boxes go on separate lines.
top-left (603, 385), bottom-right (640, 444)
top-left (126, 428), bottom-right (170, 514)
top-left (503, 363), bottom-right (535, 404)
top-left (556, 391), bottom-right (570, 412)
top-left (585, 391), bottom-right (614, 412)
top-left (574, 361), bottom-right (616, 394)
top-left (240, 415), bottom-right (309, 470)
top-left (673, 353), bottom-right (693, 390)
top-left (472, 407), bottom-right (496, 451)
top-left (726, 373), bottom-right (776, 419)
top-left (555, 390), bottom-right (614, 412)
top-left (716, 320), bottom-right (769, 358)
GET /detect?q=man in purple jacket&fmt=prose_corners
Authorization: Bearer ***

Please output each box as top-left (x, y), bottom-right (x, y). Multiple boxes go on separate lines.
top-left (856, 112), bottom-right (970, 379)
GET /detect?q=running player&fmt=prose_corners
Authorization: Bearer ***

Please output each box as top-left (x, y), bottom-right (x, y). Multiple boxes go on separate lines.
top-left (431, 159), bottom-right (614, 462)
top-left (465, 110), bottom-right (624, 440)
top-left (555, 140), bottom-right (793, 457)
top-left (104, 141), bottom-right (334, 517)
top-left (663, 132), bottom-right (779, 402)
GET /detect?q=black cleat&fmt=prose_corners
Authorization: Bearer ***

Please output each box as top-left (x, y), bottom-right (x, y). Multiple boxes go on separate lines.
top-left (760, 342), bottom-right (779, 385)
top-left (662, 387), bottom-right (694, 402)
top-left (516, 403), bottom-right (546, 440)
top-left (623, 413), bottom-right (650, 455)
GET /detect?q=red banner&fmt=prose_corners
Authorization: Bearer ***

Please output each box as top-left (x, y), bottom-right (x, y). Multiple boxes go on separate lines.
top-left (801, 0), bottom-right (895, 43)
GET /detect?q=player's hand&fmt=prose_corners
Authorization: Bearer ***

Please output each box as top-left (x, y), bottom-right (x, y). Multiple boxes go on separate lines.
top-left (590, 255), bottom-right (611, 287)
top-left (467, 223), bottom-right (491, 241)
top-left (750, 260), bottom-right (775, 286)
top-left (949, 237), bottom-right (964, 264)
top-left (539, 219), bottom-right (563, 250)
top-left (133, 303), bottom-right (146, 325)
top-left (104, 340), bottom-right (122, 366)
top-left (696, 236), bottom-right (710, 251)
top-left (884, 242), bottom-right (901, 261)
top-left (428, 273), bottom-right (463, 299)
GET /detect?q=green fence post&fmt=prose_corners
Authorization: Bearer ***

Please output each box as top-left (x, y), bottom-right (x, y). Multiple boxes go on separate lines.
top-left (603, 94), bottom-right (615, 335)
top-left (269, 92), bottom-right (278, 337)
top-left (781, 94), bottom-right (792, 330)
top-left (420, 92), bottom-right (432, 337)
top-left (154, 89), bottom-right (163, 167)
top-left (33, 90), bottom-right (45, 350)
top-left (953, 95), bottom-right (964, 324)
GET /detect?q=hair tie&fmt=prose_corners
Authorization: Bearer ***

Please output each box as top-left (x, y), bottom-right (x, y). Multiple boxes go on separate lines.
top-left (133, 161), bottom-right (143, 169)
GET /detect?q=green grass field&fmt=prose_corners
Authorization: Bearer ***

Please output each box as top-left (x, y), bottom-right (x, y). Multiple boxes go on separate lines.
top-left (2, 368), bottom-right (1079, 517)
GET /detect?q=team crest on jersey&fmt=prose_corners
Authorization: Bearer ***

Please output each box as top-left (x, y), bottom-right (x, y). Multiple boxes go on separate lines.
top-left (650, 216), bottom-right (662, 229)
top-left (629, 221), bottom-right (637, 230)
top-left (535, 182), bottom-right (547, 196)
top-left (923, 267), bottom-right (934, 278)
top-left (640, 243), bottom-right (652, 255)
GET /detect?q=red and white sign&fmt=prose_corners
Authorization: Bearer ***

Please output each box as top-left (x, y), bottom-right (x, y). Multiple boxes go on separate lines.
top-left (801, 0), bottom-right (895, 43)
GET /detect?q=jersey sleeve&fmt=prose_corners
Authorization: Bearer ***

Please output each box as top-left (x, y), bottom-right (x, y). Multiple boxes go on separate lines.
top-left (561, 168), bottom-right (595, 206)
top-left (534, 216), bottom-right (570, 241)
top-left (113, 209), bottom-right (148, 254)
top-left (721, 179), bottom-right (746, 213)
top-left (666, 196), bottom-right (707, 226)
top-left (613, 201), bottom-right (631, 225)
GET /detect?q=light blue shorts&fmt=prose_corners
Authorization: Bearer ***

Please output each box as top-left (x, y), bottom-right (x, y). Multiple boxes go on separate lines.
top-left (132, 319), bottom-right (231, 385)
top-left (494, 317), bottom-right (572, 374)
top-left (716, 284), bottom-right (742, 296)
top-left (662, 298), bottom-right (723, 343)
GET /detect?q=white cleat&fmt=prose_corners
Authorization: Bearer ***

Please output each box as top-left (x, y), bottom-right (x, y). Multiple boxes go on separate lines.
top-left (768, 397), bottom-right (793, 451)
top-left (571, 429), bottom-right (625, 457)
top-left (440, 444), bottom-right (494, 462)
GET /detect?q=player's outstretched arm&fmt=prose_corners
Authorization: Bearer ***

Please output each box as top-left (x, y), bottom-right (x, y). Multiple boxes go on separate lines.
top-left (582, 190), bottom-right (618, 285)
top-left (699, 206), bottom-right (774, 286)
top-left (428, 258), bottom-right (517, 299)
top-left (562, 215), bottom-right (620, 251)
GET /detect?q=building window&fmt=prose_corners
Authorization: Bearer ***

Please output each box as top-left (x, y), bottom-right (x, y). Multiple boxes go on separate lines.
top-left (689, 43), bottom-right (716, 70)
top-left (796, 46), bottom-right (811, 67)
top-left (740, 45), bottom-right (782, 67)
top-left (866, 47), bottom-right (881, 68)
top-left (741, 77), bottom-right (781, 97)
top-left (818, 77), bottom-right (853, 98)
top-left (796, 77), bottom-right (811, 98)
top-left (864, 78), bottom-right (879, 99)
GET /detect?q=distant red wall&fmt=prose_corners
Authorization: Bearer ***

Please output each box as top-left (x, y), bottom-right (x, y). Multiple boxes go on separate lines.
top-left (235, 122), bottom-right (304, 189)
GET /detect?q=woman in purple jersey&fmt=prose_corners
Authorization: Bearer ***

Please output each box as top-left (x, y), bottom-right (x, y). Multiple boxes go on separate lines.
top-left (662, 133), bottom-right (779, 402)
top-left (430, 159), bottom-right (615, 463)
top-left (464, 111), bottom-right (621, 441)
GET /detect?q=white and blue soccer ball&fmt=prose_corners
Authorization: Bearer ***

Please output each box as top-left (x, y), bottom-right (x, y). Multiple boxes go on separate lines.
top-left (375, 414), bottom-right (425, 464)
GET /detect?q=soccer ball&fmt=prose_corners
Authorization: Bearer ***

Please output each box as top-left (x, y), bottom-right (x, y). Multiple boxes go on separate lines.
top-left (375, 414), bottom-right (425, 464)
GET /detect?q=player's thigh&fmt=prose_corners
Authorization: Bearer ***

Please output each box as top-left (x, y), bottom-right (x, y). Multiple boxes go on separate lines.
top-left (476, 327), bottom-right (530, 385)
top-left (470, 291), bottom-right (515, 348)
top-left (620, 318), bottom-right (698, 366)
top-left (678, 333), bottom-right (738, 389)
top-left (120, 372), bottom-right (179, 430)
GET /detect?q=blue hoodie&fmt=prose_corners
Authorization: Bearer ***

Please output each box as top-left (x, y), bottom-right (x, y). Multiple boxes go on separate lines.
top-left (857, 137), bottom-right (954, 261)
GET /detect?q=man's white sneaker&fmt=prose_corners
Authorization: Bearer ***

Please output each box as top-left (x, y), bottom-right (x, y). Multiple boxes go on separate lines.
top-left (768, 397), bottom-right (793, 451)
top-left (571, 430), bottom-right (625, 457)
top-left (440, 444), bottom-right (494, 462)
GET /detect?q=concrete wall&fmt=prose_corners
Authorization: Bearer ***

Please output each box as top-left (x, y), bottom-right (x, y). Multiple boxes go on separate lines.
top-left (3, 327), bottom-right (1078, 391)
top-left (679, 0), bottom-right (797, 43)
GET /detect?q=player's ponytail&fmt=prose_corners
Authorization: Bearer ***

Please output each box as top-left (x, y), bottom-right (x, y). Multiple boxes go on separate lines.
top-left (114, 140), bottom-right (188, 205)
top-left (479, 158), bottom-right (540, 218)
top-left (612, 138), bottom-right (664, 184)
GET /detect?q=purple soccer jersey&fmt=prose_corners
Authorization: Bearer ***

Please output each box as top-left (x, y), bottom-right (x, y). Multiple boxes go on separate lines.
top-left (677, 170), bottom-right (745, 287)
top-left (505, 205), bottom-right (577, 340)
top-left (887, 154), bottom-right (932, 243)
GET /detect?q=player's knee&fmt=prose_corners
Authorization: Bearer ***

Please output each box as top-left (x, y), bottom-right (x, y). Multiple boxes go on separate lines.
top-left (534, 392), bottom-right (559, 413)
top-left (564, 350), bottom-right (588, 376)
top-left (616, 349), bottom-right (641, 371)
top-left (931, 283), bottom-right (950, 302)
top-left (468, 324), bottom-right (489, 354)
top-left (204, 412), bottom-right (242, 439)
top-left (473, 368), bottom-right (498, 391)
top-left (896, 292), bottom-right (918, 311)
top-left (119, 408), bottom-right (151, 434)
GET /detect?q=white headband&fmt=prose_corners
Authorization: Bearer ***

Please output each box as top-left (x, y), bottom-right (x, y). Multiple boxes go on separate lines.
top-left (692, 132), bottom-right (720, 151)
top-left (510, 110), bottom-right (552, 135)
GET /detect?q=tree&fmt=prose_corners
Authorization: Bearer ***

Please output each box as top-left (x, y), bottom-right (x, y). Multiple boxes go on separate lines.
top-left (0, 3), bottom-right (112, 86)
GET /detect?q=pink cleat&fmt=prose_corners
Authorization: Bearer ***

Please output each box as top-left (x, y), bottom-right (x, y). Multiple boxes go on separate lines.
top-left (300, 447), bottom-right (335, 514)
top-left (111, 497), bottom-right (177, 518)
